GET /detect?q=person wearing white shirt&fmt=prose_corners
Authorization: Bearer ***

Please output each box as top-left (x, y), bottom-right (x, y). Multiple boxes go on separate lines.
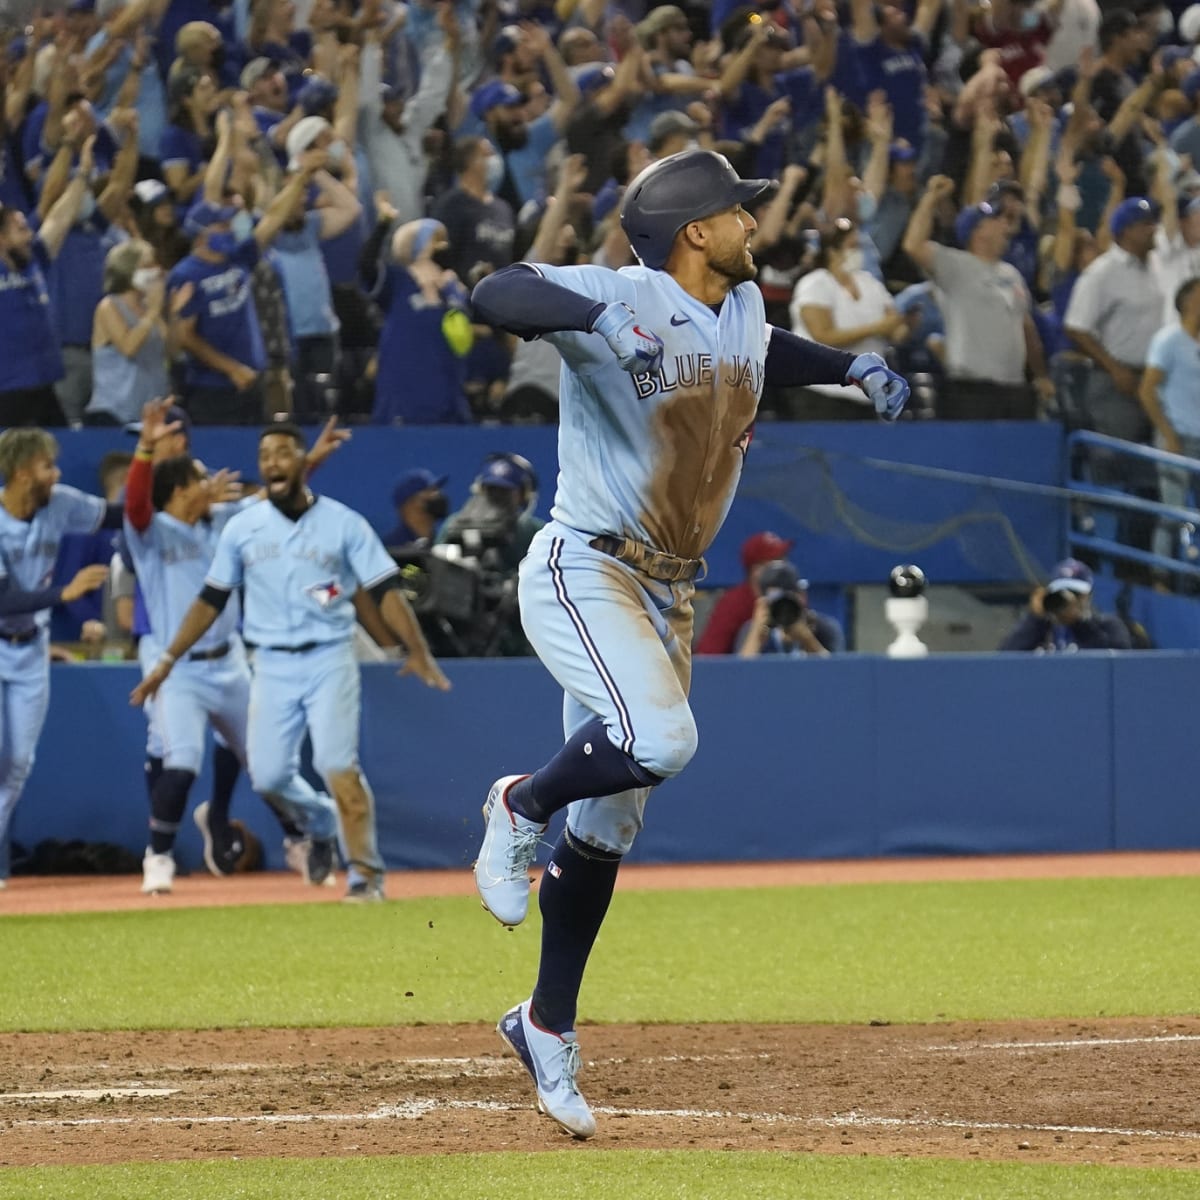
top-left (1140, 278), bottom-right (1200, 572)
top-left (1151, 194), bottom-right (1200, 324)
top-left (788, 218), bottom-right (908, 419)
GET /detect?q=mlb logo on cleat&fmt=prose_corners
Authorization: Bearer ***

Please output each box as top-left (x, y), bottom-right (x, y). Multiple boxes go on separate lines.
top-left (547, 861), bottom-right (561, 879)
top-left (304, 579), bottom-right (342, 608)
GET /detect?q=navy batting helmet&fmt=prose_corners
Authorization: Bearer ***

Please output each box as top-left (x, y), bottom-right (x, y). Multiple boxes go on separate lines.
top-left (619, 150), bottom-right (773, 270)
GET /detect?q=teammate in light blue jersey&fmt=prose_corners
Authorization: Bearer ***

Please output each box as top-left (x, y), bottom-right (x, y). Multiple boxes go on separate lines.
top-left (132, 423), bottom-right (451, 901)
top-left (468, 150), bottom-right (910, 1136)
top-left (123, 402), bottom-right (341, 896)
top-left (0, 428), bottom-right (118, 884)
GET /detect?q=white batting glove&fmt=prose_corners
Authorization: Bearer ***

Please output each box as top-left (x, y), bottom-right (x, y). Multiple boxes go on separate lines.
top-left (590, 302), bottom-right (665, 376)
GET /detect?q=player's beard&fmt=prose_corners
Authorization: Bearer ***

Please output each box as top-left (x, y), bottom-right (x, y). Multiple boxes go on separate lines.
top-left (710, 237), bottom-right (757, 285)
top-left (267, 473), bottom-right (307, 515)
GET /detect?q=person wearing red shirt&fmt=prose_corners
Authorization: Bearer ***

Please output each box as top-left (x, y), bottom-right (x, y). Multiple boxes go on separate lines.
top-left (694, 530), bottom-right (794, 654)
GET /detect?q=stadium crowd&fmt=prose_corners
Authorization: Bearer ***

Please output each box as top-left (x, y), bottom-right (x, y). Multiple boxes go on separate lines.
top-left (0, 0), bottom-right (1196, 432)
top-left (0, 0), bottom-right (1196, 649)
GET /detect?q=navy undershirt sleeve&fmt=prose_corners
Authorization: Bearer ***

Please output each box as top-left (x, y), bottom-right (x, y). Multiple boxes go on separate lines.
top-left (471, 264), bottom-right (605, 338)
top-left (763, 327), bottom-right (856, 388)
top-left (198, 584), bottom-right (232, 612)
top-left (102, 502), bottom-right (124, 530)
top-left (0, 580), bottom-right (63, 616)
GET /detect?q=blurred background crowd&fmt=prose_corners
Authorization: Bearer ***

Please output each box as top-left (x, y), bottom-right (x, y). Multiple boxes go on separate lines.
top-left (2, 0), bottom-right (1200, 430)
top-left (2, 0), bottom-right (1200, 656)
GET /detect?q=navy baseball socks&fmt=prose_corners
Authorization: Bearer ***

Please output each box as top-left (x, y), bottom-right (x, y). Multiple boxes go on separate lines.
top-left (143, 768), bottom-right (194, 894)
top-left (475, 717), bottom-right (659, 926)
top-left (530, 829), bottom-right (620, 1034)
top-left (508, 717), bottom-right (662, 823)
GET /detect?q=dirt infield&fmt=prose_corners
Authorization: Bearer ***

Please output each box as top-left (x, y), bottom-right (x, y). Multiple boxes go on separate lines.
top-left (1, 853), bottom-right (1198, 1170)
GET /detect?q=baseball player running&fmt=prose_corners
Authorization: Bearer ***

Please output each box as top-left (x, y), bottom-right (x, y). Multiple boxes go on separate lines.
top-left (0, 428), bottom-right (119, 885)
top-left (131, 423), bottom-right (451, 901)
top-left (469, 150), bottom-right (909, 1137)
top-left (124, 401), bottom-right (343, 894)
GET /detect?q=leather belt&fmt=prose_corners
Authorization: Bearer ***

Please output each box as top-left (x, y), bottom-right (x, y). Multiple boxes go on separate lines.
top-left (188, 641), bottom-right (231, 662)
top-left (589, 535), bottom-right (704, 584)
top-left (247, 641), bottom-right (320, 654)
top-left (0, 627), bottom-right (40, 645)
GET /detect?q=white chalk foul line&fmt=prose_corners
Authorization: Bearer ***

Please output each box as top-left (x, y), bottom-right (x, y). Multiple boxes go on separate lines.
top-left (0, 1088), bottom-right (179, 1101)
top-left (5, 1100), bottom-right (1200, 1142)
top-left (926, 1034), bottom-right (1200, 1053)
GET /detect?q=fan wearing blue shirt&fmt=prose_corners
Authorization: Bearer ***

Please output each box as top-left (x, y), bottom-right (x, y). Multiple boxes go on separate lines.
top-left (0, 136), bottom-right (96, 426)
top-left (133, 424), bottom-right (452, 901)
top-left (472, 29), bottom-right (581, 210)
top-left (850, 0), bottom-right (939, 153)
top-left (168, 160), bottom-right (319, 424)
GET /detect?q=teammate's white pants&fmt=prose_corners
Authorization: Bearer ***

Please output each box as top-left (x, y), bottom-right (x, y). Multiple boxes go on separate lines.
top-left (519, 522), bottom-right (696, 856)
top-left (247, 640), bottom-right (362, 850)
top-left (152, 642), bottom-right (252, 773)
top-left (138, 637), bottom-right (338, 841)
top-left (0, 635), bottom-right (51, 877)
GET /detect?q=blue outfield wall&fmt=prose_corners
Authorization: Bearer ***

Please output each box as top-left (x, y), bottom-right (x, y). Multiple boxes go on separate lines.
top-left (14, 653), bottom-right (1200, 875)
top-left (51, 421), bottom-right (1065, 588)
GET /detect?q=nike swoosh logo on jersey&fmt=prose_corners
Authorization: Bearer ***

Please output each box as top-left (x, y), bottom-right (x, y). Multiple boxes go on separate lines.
top-left (670, 314), bottom-right (690, 326)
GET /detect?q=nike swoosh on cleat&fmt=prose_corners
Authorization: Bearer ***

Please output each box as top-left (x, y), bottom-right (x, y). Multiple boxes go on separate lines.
top-left (670, 314), bottom-right (690, 326)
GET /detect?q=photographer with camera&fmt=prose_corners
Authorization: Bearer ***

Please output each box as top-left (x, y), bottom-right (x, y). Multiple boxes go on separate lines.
top-left (432, 453), bottom-right (544, 656)
top-left (999, 559), bottom-right (1132, 652)
top-left (736, 560), bottom-right (845, 658)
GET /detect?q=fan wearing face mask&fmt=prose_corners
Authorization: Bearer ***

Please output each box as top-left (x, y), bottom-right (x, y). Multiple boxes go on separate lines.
top-left (787, 217), bottom-right (909, 418)
top-left (84, 240), bottom-right (171, 426)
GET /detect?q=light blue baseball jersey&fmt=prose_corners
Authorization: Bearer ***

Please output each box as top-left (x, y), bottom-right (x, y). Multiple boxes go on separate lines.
top-left (0, 486), bottom-right (106, 636)
top-left (123, 502), bottom-right (249, 656)
top-left (206, 495), bottom-right (398, 647)
top-left (527, 262), bottom-right (771, 561)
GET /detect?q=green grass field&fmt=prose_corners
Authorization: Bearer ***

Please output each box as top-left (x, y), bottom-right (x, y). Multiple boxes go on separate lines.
top-left (2, 873), bottom-right (1198, 1198)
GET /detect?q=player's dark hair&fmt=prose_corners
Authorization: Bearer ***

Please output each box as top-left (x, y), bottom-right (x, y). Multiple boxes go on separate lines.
top-left (259, 422), bottom-right (306, 449)
top-left (152, 454), bottom-right (202, 510)
top-left (98, 450), bottom-right (134, 495)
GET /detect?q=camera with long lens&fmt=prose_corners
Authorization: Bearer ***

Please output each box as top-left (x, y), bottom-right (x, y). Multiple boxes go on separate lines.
top-left (758, 559), bottom-right (808, 630)
top-left (404, 487), bottom-right (525, 656)
top-left (1042, 588), bottom-right (1075, 617)
top-left (766, 591), bottom-right (804, 629)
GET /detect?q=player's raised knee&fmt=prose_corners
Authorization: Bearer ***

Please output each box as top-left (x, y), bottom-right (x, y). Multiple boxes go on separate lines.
top-left (637, 712), bottom-right (699, 780)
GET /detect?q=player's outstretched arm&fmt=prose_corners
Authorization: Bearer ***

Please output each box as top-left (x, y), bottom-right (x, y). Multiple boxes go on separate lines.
top-left (471, 264), bottom-right (664, 375)
top-left (376, 584), bottom-right (451, 691)
top-left (765, 327), bottom-right (910, 421)
top-left (129, 592), bottom-right (223, 705)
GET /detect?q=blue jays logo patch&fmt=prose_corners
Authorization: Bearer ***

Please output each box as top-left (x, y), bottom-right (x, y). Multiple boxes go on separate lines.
top-left (304, 579), bottom-right (342, 608)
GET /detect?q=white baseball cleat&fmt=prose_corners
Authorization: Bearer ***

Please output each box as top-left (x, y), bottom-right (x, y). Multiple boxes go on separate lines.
top-left (497, 998), bottom-right (596, 1139)
top-left (141, 849), bottom-right (175, 895)
top-left (474, 775), bottom-right (543, 927)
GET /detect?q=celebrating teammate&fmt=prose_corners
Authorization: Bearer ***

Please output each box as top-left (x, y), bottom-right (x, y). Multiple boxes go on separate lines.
top-left (131, 423), bottom-right (451, 901)
top-left (124, 401), bottom-right (342, 895)
top-left (0, 428), bottom-right (120, 885)
top-left (469, 149), bottom-right (910, 1137)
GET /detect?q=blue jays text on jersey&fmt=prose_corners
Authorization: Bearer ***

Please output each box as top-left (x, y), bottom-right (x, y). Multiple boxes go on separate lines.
top-left (526, 262), bottom-right (770, 561)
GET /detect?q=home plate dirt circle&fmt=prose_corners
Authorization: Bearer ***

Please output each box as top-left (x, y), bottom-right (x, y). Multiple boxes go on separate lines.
top-left (1, 1017), bottom-right (1198, 1168)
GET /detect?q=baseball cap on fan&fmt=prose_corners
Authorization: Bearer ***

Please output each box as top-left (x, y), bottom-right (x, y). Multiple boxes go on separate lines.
top-left (1045, 558), bottom-right (1094, 595)
top-left (392, 468), bottom-right (447, 508)
top-left (741, 531), bottom-right (794, 571)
